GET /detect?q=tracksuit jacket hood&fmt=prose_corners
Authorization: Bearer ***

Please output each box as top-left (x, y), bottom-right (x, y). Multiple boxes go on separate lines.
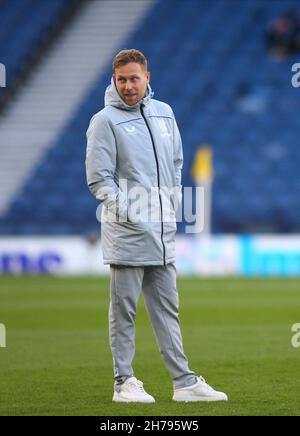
top-left (86, 77), bottom-right (183, 266)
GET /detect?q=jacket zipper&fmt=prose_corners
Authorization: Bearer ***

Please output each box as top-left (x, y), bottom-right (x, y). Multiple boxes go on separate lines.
top-left (140, 104), bottom-right (166, 266)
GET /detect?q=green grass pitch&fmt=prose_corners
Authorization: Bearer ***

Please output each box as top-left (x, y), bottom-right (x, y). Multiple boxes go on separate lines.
top-left (0, 276), bottom-right (299, 416)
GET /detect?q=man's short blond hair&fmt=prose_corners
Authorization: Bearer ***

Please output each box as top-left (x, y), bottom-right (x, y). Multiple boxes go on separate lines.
top-left (112, 49), bottom-right (148, 72)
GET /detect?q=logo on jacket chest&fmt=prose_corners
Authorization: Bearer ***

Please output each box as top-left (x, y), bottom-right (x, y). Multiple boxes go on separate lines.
top-left (122, 119), bottom-right (171, 137)
top-left (123, 125), bottom-right (137, 134)
top-left (157, 119), bottom-right (171, 137)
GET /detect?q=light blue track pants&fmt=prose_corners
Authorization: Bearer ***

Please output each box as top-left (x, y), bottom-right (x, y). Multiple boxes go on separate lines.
top-left (109, 263), bottom-right (197, 390)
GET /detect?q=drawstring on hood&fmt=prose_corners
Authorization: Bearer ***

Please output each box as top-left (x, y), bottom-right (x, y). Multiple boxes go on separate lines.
top-left (104, 77), bottom-right (154, 111)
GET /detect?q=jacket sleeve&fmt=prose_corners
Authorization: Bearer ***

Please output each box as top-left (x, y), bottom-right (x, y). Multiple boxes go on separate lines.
top-left (85, 113), bottom-right (127, 220)
top-left (172, 114), bottom-right (184, 208)
top-left (173, 115), bottom-right (183, 187)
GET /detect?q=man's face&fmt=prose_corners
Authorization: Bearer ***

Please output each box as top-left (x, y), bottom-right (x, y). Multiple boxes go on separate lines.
top-left (113, 62), bottom-right (150, 106)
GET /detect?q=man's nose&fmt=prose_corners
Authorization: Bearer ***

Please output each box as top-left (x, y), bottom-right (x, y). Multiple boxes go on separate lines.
top-left (125, 81), bottom-right (133, 90)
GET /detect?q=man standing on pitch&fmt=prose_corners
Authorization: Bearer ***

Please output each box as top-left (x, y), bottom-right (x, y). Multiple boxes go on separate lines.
top-left (86, 49), bottom-right (227, 403)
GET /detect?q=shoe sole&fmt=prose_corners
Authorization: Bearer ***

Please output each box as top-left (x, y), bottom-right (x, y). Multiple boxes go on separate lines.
top-left (173, 395), bottom-right (228, 402)
top-left (113, 394), bottom-right (155, 403)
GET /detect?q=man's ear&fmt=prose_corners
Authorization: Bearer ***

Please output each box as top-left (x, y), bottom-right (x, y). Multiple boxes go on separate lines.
top-left (112, 73), bottom-right (116, 82)
top-left (147, 71), bottom-right (150, 83)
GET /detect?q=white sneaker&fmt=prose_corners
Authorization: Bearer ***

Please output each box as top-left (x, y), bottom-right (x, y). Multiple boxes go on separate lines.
top-left (112, 377), bottom-right (155, 403)
top-left (173, 376), bottom-right (228, 402)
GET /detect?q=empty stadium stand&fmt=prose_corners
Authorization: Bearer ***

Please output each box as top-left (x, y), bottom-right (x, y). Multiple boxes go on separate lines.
top-left (0, 0), bottom-right (299, 235)
top-left (0, 0), bottom-right (82, 109)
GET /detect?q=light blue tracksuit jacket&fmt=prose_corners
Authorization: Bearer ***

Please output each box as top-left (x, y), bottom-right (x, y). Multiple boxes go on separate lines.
top-left (86, 78), bottom-right (183, 266)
